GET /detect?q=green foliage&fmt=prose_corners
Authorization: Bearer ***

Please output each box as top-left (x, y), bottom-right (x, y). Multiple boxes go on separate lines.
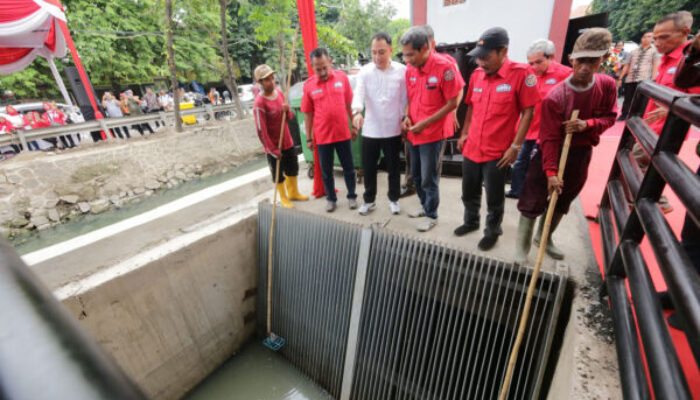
top-left (590, 0), bottom-right (699, 42)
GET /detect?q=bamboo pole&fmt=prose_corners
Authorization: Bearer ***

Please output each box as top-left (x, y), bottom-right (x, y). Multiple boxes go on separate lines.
top-left (498, 109), bottom-right (580, 400)
top-left (267, 27), bottom-right (299, 337)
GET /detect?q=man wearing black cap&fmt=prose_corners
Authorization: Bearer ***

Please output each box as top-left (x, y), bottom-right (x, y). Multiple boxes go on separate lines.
top-left (455, 27), bottom-right (539, 250)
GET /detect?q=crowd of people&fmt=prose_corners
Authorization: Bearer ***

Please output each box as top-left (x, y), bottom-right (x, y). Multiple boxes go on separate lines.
top-left (252, 10), bottom-right (699, 267)
top-left (0, 102), bottom-right (74, 157)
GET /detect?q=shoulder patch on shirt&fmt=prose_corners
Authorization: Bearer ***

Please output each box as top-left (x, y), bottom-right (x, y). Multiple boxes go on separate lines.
top-left (444, 69), bottom-right (455, 82)
top-left (428, 76), bottom-right (439, 84)
top-left (545, 78), bottom-right (557, 85)
top-left (525, 74), bottom-right (537, 87)
top-left (496, 84), bottom-right (512, 92)
top-left (667, 66), bottom-right (677, 74)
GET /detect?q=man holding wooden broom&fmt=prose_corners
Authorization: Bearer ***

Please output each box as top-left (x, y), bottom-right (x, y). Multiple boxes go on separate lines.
top-left (253, 64), bottom-right (308, 208)
top-left (515, 28), bottom-right (618, 264)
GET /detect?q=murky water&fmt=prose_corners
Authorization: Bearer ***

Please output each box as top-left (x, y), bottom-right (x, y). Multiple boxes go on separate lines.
top-left (12, 156), bottom-right (269, 255)
top-left (184, 342), bottom-right (333, 400)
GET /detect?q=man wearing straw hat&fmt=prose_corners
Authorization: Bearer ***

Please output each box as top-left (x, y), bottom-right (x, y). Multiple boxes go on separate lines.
top-left (515, 28), bottom-right (618, 264)
top-left (253, 64), bottom-right (308, 208)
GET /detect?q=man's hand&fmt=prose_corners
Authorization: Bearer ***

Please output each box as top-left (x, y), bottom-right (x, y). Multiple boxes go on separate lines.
top-left (352, 114), bottom-right (364, 130)
top-left (306, 140), bottom-right (314, 150)
top-left (457, 135), bottom-right (467, 152)
top-left (453, 114), bottom-right (460, 131)
top-left (497, 147), bottom-right (518, 169)
top-left (282, 103), bottom-right (290, 113)
top-left (401, 116), bottom-right (412, 132)
top-left (272, 149), bottom-right (281, 159)
top-left (561, 119), bottom-right (587, 135)
top-left (351, 126), bottom-right (359, 140)
top-left (409, 119), bottom-right (429, 134)
top-left (644, 104), bottom-right (668, 124)
top-left (548, 175), bottom-right (563, 195)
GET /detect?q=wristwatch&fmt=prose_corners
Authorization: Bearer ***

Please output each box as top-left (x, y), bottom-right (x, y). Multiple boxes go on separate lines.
top-left (510, 143), bottom-right (521, 150)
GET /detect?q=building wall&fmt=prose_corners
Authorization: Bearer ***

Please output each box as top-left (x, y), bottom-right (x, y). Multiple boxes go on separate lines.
top-left (426, 0), bottom-right (557, 62)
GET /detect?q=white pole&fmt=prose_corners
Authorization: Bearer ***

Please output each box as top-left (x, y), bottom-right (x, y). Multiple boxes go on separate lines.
top-left (48, 57), bottom-right (73, 107)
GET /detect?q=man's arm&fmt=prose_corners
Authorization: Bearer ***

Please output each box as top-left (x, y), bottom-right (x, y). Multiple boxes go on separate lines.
top-left (652, 58), bottom-right (660, 79)
top-left (409, 96), bottom-right (458, 133)
top-left (304, 112), bottom-right (314, 149)
top-left (457, 105), bottom-right (473, 151)
top-left (618, 64), bottom-right (630, 87)
top-left (254, 106), bottom-right (279, 157)
top-left (496, 106), bottom-right (534, 169)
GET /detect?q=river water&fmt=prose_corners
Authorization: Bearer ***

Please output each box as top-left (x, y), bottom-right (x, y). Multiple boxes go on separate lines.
top-left (184, 342), bottom-right (332, 400)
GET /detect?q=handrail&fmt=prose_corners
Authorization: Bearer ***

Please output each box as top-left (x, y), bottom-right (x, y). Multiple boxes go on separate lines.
top-left (598, 80), bottom-right (700, 400)
top-left (0, 103), bottom-right (245, 149)
top-left (0, 238), bottom-right (148, 399)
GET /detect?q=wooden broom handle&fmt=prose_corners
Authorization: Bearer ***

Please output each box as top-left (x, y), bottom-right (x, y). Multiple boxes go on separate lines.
top-left (498, 109), bottom-right (579, 400)
top-left (267, 26), bottom-right (299, 336)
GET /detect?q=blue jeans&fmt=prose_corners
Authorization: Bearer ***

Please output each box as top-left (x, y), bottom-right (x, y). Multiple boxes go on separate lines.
top-left (317, 139), bottom-right (357, 203)
top-left (409, 140), bottom-right (443, 219)
top-left (508, 139), bottom-right (537, 197)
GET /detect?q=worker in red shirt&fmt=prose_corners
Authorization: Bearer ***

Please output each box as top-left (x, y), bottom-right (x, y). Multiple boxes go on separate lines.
top-left (633, 11), bottom-right (699, 214)
top-left (301, 47), bottom-right (357, 213)
top-left (455, 27), bottom-right (539, 250)
top-left (253, 64), bottom-right (308, 208)
top-left (400, 27), bottom-right (463, 232)
top-left (506, 39), bottom-right (572, 199)
top-left (515, 28), bottom-right (618, 263)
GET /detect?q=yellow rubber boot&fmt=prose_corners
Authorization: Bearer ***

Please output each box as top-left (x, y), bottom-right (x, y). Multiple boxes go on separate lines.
top-left (276, 183), bottom-right (295, 208)
top-left (285, 176), bottom-right (309, 201)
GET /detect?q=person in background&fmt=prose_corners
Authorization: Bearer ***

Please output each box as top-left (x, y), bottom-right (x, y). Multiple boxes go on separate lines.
top-left (0, 115), bottom-right (17, 156)
top-left (352, 32), bottom-right (407, 216)
top-left (515, 28), bottom-right (617, 263)
top-left (102, 92), bottom-right (130, 140)
top-left (253, 64), bottom-right (308, 208)
top-left (126, 90), bottom-right (155, 135)
top-left (42, 102), bottom-right (74, 149)
top-left (23, 111), bottom-right (53, 150)
top-left (142, 88), bottom-right (162, 128)
top-left (506, 39), bottom-right (572, 199)
top-left (401, 27), bottom-right (463, 232)
top-left (158, 89), bottom-right (173, 111)
top-left (617, 32), bottom-right (659, 120)
top-left (455, 27), bottom-right (538, 249)
top-left (208, 87), bottom-right (221, 105)
top-left (301, 47), bottom-right (358, 213)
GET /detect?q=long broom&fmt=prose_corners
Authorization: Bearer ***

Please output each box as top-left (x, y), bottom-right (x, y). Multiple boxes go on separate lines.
top-left (263, 27), bottom-right (299, 352)
top-left (497, 110), bottom-right (580, 399)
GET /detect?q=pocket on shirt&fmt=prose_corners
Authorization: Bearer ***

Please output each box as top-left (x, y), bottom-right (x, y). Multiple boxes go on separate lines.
top-left (490, 93), bottom-right (516, 115)
top-left (421, 86), bottom-right (444, 106)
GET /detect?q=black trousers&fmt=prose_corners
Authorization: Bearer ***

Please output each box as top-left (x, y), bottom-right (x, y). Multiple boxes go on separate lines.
top-left (266, 147), bottom-right (299, 183)
top-left (462, 157), bottom-right (507, 237)
top-left (620, 81), bottom-right (639, 120)
top-left (362, 136), bottom-right (402, 203)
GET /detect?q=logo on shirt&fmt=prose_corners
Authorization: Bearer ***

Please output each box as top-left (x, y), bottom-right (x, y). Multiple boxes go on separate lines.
top-left (525, 74), bottom-right (537, 87)
top-left (334, 81), bottom-right (343, 88)
top-left (311, 89), bottom-right (324, 95)
top-left (496, 84), bottom-right (512, 92)
top-left (473, 88), bottom-right (483, 93)
top-left (444, 70), bottom-right (455, 82)
top-left (667, 66), bottom-right (677, 74)
top-left (428, 76), bottom-right (439, 84)
top-left (545, 78), bottom-right (557, 85)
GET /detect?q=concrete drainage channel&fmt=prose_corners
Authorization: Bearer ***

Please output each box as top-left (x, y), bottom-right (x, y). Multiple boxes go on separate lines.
top-left (257, 203), bottom-right (569, 400)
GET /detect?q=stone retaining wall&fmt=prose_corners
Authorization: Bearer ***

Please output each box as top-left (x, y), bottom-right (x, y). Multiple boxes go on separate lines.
top-left (0, 118), bottom-right (262, 238)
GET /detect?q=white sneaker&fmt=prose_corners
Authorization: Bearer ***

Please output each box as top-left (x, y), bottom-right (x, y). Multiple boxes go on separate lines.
top-left (348, 198), bottom-right (358, 210)
top-left (359, 202), bottom-right (376, 215)
top-left (417, 217), bottom-right (437, 232)
top-left (389, 201), bottom-right (400, 215)
top-left (408, 208), bottom-right (426, 218)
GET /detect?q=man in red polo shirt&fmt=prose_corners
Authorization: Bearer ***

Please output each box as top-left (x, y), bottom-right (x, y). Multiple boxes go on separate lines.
top-left (455, 27), bottom-right (539, 250)
top-left (400, 27), bottom-right (463, 232)
top-left (634, 11), bottom-right (699, 214)
top-left (515, 28), bottom-right (617, 263)
top-left (506, 39), bottom-right (572, 199)
top-left (302, 47), bottom-right (358, 213)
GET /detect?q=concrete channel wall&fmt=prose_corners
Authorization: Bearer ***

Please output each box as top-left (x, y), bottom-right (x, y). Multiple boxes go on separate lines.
top-left (58, 213), bottom-right (259, 400)
top-left (0, 118), bottom-right (262, 239)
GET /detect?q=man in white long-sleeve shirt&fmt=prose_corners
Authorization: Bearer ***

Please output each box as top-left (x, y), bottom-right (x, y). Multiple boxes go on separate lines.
top-left (352, 32), bottom-right (407, 215)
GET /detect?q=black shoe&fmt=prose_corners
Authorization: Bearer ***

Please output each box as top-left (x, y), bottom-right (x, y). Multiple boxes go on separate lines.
top-left (505, 191), bottom-right (518, 199)
top-left (478, 234), bottom-right (499, 250)
top-left (454, 224), bottom-right (479, 236)
top-left (400, 186), bottom-right (416, 198)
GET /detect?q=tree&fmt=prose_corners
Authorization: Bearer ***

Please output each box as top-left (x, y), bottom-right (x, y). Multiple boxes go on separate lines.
top-left (590, 0), bottom-right (699, 42)
top-left (165, 0), bottom-right (182, 132)
top-left (219, 0), bottom-right (245, 119)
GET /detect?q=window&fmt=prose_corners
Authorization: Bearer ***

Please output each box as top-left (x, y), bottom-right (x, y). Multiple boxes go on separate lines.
top-left (444, 0), bottom-right (465, 5)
